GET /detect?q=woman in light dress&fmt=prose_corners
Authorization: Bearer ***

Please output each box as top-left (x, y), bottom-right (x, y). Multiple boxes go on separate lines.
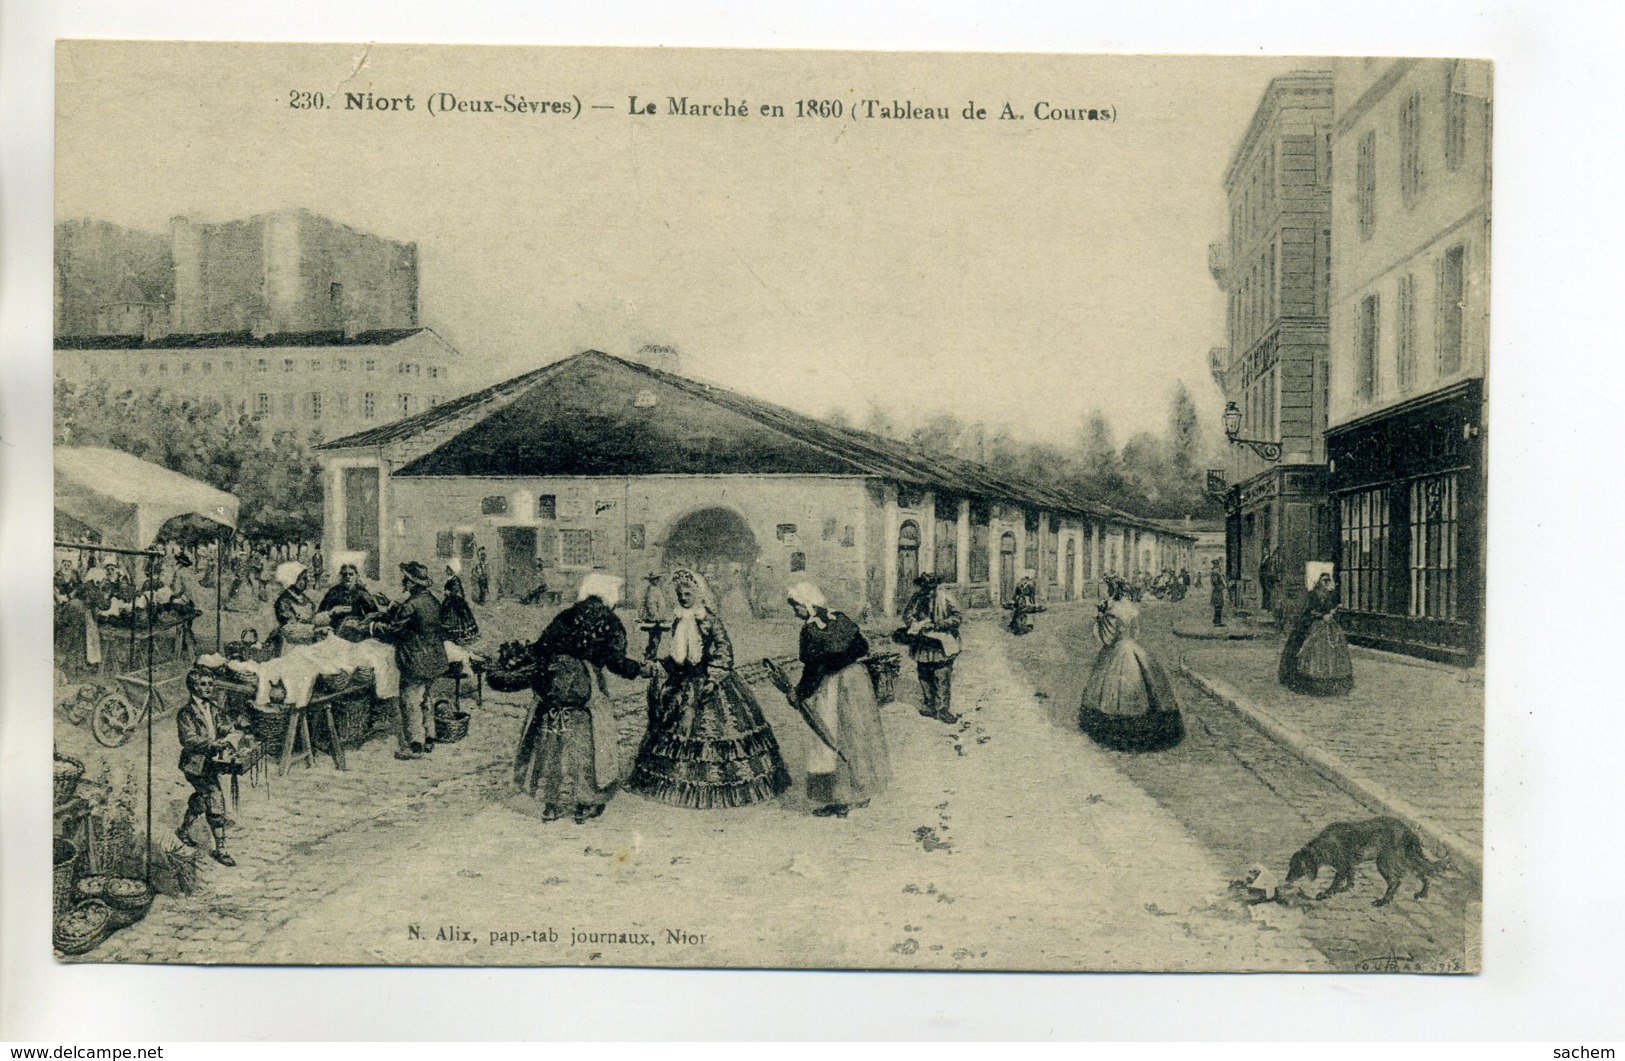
top-left (1077, 585), bottom-right (1184, 752)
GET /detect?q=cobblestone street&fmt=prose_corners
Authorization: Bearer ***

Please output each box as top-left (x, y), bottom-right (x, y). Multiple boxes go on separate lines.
top-left (1002, 593), bottom-right (1481, 972)
top-left (63, 597), bottom-right (1367, 972)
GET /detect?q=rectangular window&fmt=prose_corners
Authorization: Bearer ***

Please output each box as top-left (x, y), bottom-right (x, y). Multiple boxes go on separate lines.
top-left (459, 534), bottom-right (477, 560)
top-left (399, 394), bottom-right (412, 416)
top-left (338, 358), bottom-right (350, 372)
top-left (158, 361), bottom-right (168, 374)
top-left (776, 523), bottom-right (798, 541)
top-left (481, 495), bottom-right (509, 516)
top-left (1399, 91), bottom-right (1423, 204)
top-left (363, 392), bottom-right (376, 420)
top-left (330, 282), bottom-right (343, 306)
top-left (1339, 488), bottom-right (1390, 614)
top-left (560, 529), bottom-right (593, 567)
top-left (180, 361), bottom-right (191, 375)
top-left (139, 362), bottom-right (149, 376)
top-left (336, 394), bottom-right (349, 412)
top-left (1357, 130), bottom-right (1377, 240)
top-left (256, 358), bottom-right (268, 373)
top-left (1409, 474), bottom-right (1459, 621)
top-left (1438, 244), bottom-right (1466, 375)
top-left (283, 358), bottom-right (294, 373)
top-left (841, 526), bottom-right (855, 548)
top-left (1445, 62), bottom-right (1468, 172)
top-left (536, 495), bottom-right (556, 520)
top-left (1357, 294), bottom-right (1380, 401)
top-left (256, 393), bottom-right (270, 418)
top-left (365, 359), bottom-right (377, 372)
top-left (789, 550), bottom-right (807, 573)
top-left (201, 361), bottom-right (212, 374)
top-left (897, 488), bottom-right (924, 510)
top-left (310, 392), bottom-right (322, 420)
top-left (309, 359), bottom-right (321, 371)
top-left (429, 366), bottom-right (440, 379)
top-left (1396, 274), bottom-right (1417, 389)
top-left (822, 516), bottom-right (839, 541)
top-left (435, 531), bottom-right (455, 558)
top-left (223, 360), bottom-right (234, 372)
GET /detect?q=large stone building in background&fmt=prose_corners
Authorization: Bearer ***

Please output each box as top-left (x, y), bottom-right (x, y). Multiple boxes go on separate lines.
top-left (1208, 70), bottom-right (1335, 625)
top-left (315, 350), bottom-right (1194, 615)
top-left (1325, 59), bottom-right (1491, 663)
top-left (54, 208), bottom-right (454, 442)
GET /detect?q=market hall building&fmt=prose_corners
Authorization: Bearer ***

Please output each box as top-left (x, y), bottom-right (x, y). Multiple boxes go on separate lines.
top-left (314, 350), bottom-right (1194, 619)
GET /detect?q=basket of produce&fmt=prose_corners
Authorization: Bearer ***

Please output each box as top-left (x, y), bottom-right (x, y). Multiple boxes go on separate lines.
top-left (53, 837), bottom-right (80, 917)
top-left (484, 641), bottom-right (537, 693)
top-left (76, 875), bottom-right (154, 927)
top-left (53, 752), bottom-right (86, 805)
top-left (433, 701), bottom-right (471, 744)
top-left (54, 899), bottom-right (114, 955)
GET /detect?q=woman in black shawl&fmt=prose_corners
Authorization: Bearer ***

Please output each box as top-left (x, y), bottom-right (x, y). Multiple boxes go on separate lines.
top-left (1278, 571), bottom-right (1355, 696)
top-left (514, 573), bottom-right (654, 823)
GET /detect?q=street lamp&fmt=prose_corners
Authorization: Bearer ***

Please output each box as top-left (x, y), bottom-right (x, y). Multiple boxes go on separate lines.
top-left (1222, 401), bottom-right (1282, 462)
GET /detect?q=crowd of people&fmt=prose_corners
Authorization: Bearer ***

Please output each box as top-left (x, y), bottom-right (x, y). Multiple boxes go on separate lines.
top-left (90, 536), bottom-right (1355, 867)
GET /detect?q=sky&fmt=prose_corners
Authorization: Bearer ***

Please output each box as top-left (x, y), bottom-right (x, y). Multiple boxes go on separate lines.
top-left (56, 43), bottom-right (1312, 448)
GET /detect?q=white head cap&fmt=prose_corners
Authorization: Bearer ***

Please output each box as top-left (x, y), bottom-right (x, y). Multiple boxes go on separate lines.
top-left (577, 571), bottom-right (624, 608)
top-left (276, 561), bottom-right (308, 589)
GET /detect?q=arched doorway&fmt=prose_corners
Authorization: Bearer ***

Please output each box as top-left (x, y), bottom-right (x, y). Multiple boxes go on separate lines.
top-left (1064, 538), bottom-right (1076, 601)
top-left (662, 507), bottom-right (760, 614)
top-left (895, 520), bottom-right (920, 614)
top-left (998, 531), bottom-right (1017, 603)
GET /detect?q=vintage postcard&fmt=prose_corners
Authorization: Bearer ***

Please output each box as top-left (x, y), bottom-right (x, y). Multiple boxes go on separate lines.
top-left (50, 41), bottom-right (1488, 972)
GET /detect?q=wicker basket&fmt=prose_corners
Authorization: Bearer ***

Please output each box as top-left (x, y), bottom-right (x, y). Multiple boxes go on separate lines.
top-left (485, 665), bottom-right (535, 693)
top-left (434, 710), bottom-right (471, 744)
top-left (54, 899), bottom-right (114, 956)
top-left (312, 695), bottom-right (372, 752)
top-left (862, 653), bottom-right (901, 705)
top-left (250, 703), bottom-right (291, 747)
top-left (52, 837), bottom-right (80, 918)
top-left (77, 876), bottom-right (153, 928)
top-left (53, 753), bottom-right (85, 805)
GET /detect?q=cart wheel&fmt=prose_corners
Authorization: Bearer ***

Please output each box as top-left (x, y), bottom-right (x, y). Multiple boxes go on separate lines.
top-left (91, 694), bottom-right (139, 748)
top-left (63, 683), bottom-right (104, 725)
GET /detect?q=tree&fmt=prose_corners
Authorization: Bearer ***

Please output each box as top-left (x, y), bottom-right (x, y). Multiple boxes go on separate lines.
top-left (55, 380), bottom-right (324, 542)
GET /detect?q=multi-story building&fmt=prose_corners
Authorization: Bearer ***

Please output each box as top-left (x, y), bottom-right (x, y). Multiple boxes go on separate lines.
top-left (55, 327), bottom-right (459, 442)
top-left (1325, 58), bottom-right (1491, 663)
top-left (1208, 71), bottom-right (1335, 623)
top-left (54, 208), bottom-right (452, 442)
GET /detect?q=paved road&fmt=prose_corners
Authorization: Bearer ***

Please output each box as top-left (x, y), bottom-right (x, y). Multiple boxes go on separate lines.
top-left (71, 606), bottom-right (1333, 972)
top-left (1002, 594), bottom-right (1479, 973)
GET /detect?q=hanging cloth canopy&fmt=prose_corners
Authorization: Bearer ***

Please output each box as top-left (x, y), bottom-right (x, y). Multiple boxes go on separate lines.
top-left (54, 446), bottom-right (239, 550)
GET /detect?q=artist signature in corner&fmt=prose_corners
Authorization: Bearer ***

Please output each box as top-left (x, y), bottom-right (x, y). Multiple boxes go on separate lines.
top-left (1354, 955), bottom-right (1464, 973)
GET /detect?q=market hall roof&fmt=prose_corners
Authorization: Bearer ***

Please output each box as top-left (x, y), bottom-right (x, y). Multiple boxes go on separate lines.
top-left (318, 350), bottom-right (1190, 537)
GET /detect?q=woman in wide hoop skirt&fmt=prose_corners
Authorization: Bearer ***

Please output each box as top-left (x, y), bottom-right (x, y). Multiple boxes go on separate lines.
top-left (1078, 587), bottom-right (1184, 752)
top-left (1278, 571), bottom-right (1354, 696)
top-left (627, 569), bottom-right (792, 808)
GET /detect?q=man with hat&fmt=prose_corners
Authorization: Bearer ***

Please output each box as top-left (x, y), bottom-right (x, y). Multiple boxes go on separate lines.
top-left (1209, 557), bottom-right (1227, 627)
top-left (637, 571), bottom-right (672, 661)
top-left (175, 667), bottom-right (241, 867)
top-left (895, 572), bottom-right (962, 724)
top-left (372, 560), bottom-right (448, 760)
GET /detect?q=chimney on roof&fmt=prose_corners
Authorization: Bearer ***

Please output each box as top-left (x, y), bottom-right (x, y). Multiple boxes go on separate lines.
top-left (634, 343), bottom-right (681, 375)
top-left (250, 317), bottom-right (271, 340)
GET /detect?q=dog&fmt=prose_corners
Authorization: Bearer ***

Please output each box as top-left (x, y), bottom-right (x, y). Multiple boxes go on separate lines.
top-left (1285, 818), bottom-right (1442, 907)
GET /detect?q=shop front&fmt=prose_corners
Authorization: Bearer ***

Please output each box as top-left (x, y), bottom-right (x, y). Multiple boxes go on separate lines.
top-left (1326, 379), bottom-right (1485, 664)
top-left (1223, 465), bottom-right (1330, 625)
